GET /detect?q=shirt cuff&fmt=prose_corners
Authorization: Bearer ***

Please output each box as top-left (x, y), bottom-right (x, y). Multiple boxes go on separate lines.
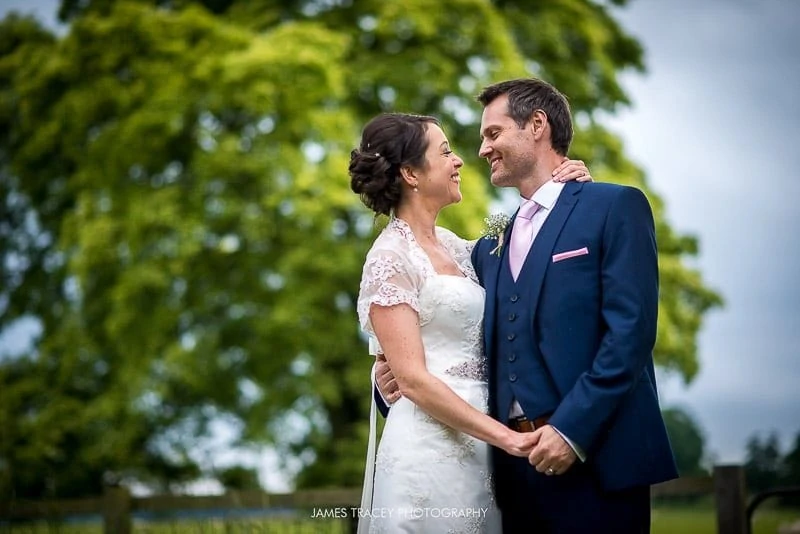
top-left (371, 360), bottom-right (393, 407)
top-left (551, 426), bottom-right (586, 463)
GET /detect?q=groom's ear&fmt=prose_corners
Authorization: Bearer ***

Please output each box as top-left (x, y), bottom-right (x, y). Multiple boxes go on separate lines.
top-left (530, 109), bottom-right (549, 141)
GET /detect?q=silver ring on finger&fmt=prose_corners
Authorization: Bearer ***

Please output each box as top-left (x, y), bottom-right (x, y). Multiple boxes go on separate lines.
top-left (545, 467), bottom-right (555, 476)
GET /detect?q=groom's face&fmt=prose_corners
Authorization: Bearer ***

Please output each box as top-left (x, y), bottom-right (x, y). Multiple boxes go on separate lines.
top-left (478, 94), bottom-right (537, 189)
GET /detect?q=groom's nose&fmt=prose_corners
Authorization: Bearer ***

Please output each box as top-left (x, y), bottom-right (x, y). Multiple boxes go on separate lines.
top-left (478, 140), bottom-right (491, 159)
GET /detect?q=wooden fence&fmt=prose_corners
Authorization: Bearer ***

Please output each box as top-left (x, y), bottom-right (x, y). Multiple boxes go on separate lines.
top-left (0, 464), bottom-right (791, 534)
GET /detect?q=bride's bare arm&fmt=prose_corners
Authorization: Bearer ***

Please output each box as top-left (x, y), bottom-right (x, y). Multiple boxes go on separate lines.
top-left (370, 303), bottom-right (536, 457)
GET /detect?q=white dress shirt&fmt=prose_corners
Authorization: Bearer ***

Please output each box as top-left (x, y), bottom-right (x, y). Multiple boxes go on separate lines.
top-left (508, 181), bottom-right (586, 462)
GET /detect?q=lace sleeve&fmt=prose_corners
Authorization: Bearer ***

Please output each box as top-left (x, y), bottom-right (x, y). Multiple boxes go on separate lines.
top-left (356, 247), bottom-right (422, 336)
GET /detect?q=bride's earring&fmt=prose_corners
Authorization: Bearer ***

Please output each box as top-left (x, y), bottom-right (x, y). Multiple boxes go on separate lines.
top-left (401, 166), bottom-right (419, 193)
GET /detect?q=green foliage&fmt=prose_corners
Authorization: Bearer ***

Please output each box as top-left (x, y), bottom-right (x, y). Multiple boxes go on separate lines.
top-left (217, 466), bottom-right (262, 491)
top-left (746, 431), bottom-right (785, 494)
top-left (782, 432), bottom-right (800, 507)
top-left (0, 0), bottom-right (721, 496)
top-left (785, 432), bottom-right (800, 484)
top-left (745, 429), bottom-right (800, 504)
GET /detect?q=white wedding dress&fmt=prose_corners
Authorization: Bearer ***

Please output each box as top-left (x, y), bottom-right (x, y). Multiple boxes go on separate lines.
top-left (356, 217), bottom-right (501, 534)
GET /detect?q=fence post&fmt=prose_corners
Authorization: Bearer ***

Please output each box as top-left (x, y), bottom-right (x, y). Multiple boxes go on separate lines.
top-left (714, 464), bottom-right (747, 534)
top-left (103, 485), bottom-right (132, 534)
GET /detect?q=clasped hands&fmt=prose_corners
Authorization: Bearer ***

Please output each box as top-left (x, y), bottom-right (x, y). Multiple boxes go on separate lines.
top-left (375, 355), bottom-right (577, 476)
top-left (507, 425), bottom-right (578, 477)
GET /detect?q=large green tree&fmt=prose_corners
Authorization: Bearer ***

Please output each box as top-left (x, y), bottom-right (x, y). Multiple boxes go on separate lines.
top-left (0, 0), bottom-right (721, 498)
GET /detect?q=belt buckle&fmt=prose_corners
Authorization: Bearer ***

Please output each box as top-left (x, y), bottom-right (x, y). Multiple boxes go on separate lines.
top-left (510, 416), bottom-right (534, 433)
top-left (510, 415), bottom-right (549, 433)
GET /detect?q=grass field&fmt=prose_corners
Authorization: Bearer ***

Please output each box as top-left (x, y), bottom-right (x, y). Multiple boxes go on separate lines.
top-left (3, 506), bottom-right (799, 533)
top-left (652, 506), bottom-right (799, 534)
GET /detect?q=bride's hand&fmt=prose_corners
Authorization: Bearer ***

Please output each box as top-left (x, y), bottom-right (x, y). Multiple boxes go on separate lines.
top-left (552, 158), bottom-right (593, 183)
top-left (501, 430), bottom-right (540, 458)
top-left (375, 354), bottom-right (401, 404)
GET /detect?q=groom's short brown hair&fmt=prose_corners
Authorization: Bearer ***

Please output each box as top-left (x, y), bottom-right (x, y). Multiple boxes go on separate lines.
top-left (478, 78), bottom-right (573, 156)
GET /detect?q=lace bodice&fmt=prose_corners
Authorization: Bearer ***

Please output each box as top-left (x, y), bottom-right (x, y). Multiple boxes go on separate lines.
top-left (356, 218), bottom-right (484, 380)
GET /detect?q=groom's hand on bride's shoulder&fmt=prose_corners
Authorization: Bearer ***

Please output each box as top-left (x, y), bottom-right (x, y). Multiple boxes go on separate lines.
top-left (527, 425), bottom-right (578, 476)
top-left (375, 354), bottom-right (401, 404)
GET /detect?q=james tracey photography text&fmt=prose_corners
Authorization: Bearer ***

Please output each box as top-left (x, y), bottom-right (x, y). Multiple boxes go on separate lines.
top-left (311, 507), bottom-right (490, 520)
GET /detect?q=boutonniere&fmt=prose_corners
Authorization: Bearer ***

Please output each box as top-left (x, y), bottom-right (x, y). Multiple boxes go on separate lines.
top-left (482, 213), bottom-right (511, 257)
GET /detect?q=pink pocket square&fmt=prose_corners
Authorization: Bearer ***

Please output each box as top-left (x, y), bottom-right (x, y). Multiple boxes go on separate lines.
top-left (552, 247), bottom-right (589, 263)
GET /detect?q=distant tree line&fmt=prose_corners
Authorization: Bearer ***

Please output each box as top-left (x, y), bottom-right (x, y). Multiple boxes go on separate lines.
top-left (664, 405), bottom-right (800, 506)
top-left (745, 430), bottom-right (800, 506)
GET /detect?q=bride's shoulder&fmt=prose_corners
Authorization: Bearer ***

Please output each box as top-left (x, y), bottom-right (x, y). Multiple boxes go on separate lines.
top-left (369, 219), bottom-right (411, 250)
top-left (363, 221), bottom-right (415, 267)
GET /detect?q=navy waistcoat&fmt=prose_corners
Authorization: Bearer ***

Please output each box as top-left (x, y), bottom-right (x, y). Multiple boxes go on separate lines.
top-left (493, 258), bottom-right (561, 421)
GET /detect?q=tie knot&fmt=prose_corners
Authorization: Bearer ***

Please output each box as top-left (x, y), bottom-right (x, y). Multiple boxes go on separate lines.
top-left (518, 200), bottom-right (539, 220)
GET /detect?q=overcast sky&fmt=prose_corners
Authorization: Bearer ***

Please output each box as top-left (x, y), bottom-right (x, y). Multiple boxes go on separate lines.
top-left (1, 0), bottom-right (799, 483)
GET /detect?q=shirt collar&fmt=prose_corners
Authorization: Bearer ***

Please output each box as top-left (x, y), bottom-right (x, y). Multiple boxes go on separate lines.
top-left (520, 180), bottom-right (565, 211)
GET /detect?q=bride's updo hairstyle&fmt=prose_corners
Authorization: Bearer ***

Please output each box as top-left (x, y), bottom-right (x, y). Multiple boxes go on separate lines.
top-left (350, 113), bottom-right (440, 216)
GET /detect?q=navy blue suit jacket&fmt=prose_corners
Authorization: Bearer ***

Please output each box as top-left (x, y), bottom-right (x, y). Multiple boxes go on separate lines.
top-left (472, 181), bottom-right (677, 491)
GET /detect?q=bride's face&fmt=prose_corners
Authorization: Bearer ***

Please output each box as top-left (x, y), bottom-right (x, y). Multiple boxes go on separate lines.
top-left (417, 124), bottom-right (464, 207)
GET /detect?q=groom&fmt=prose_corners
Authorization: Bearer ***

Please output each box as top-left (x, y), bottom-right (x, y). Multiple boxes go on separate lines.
top-left (470, 78), bottom-right (677, 533)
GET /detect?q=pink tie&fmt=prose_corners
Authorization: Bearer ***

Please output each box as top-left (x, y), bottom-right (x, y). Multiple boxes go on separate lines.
top-left (508, 200), bottom-right (540, 281)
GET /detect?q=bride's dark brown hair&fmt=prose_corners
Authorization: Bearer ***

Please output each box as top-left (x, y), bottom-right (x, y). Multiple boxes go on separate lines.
top-left (349, 113), bottom-right (439, 216)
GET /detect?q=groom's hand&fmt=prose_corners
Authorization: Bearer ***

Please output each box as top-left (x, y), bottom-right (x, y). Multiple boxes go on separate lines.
top-left (375, 354), bottom-right (401, 404)
top-left (527, 426), bottom-right (578, 476)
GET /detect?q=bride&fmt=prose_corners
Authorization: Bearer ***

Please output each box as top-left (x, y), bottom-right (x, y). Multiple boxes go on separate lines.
top-left (350, 113), bottom-right (587, 533)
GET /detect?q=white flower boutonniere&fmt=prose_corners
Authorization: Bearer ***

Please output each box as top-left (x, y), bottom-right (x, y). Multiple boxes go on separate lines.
top-left (482, 213), bottom-right (511, 257)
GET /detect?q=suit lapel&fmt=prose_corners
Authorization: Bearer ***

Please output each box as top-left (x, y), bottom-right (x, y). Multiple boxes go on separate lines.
top-left (523, 184), bottom-right (580, 321)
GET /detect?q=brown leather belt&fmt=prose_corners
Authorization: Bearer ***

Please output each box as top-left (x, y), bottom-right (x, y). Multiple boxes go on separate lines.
top-left (509, 415), bottom-right (550, 433)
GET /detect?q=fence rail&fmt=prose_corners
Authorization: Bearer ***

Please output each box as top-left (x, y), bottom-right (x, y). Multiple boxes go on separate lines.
top-left (0, 465), bottom-right (786, 534)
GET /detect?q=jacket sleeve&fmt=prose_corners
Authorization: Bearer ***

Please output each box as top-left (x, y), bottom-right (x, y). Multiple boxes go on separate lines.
top-left (372, 367), bottom-right (391, 418)
top-left (548, 186), bottom-right (659, 453)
